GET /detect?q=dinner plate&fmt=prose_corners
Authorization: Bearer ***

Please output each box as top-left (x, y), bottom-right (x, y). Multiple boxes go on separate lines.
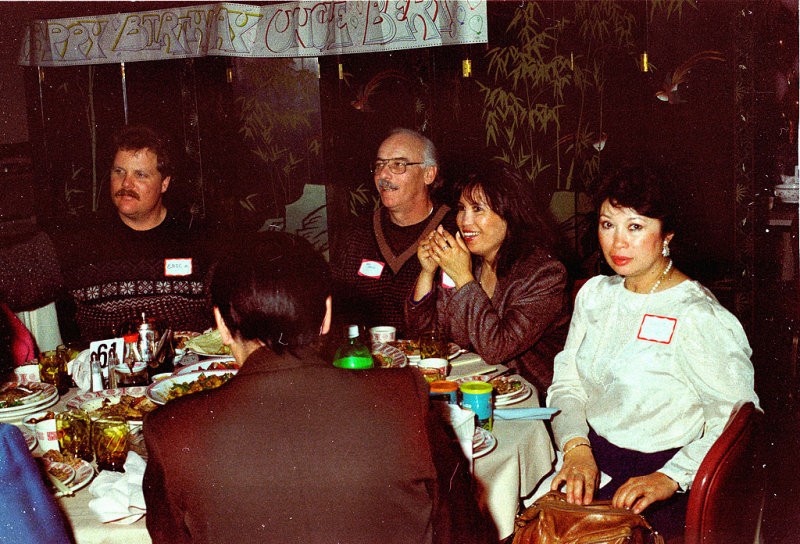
top-left (473, 427), bottom-right (497, 458)
top-left (388, 340), bottom-right (461, 361)
top-left (45, 458), bottom-right (94, 498)
top-left (146, 369), bottom-right (236, 405)
top-left (452, 375), bottom-right (533, 406)
top-left (174, 357), bottom-right (239, 375)
top-left (370, 343), bottom-right (408, 368)
top-left (19, 425), bottom-right (37, 451)
top-left (0, 393), bottom-right (60, 422)
top-left (495, 386), bottom-right (532, 407)
top-left (66, 387), bottom-right (151, 430)
top-left (0, 383), bottom-right (58, 414)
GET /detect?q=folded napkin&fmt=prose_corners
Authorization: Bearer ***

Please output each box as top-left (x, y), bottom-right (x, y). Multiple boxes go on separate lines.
top-left (448, 352), bottom-right (483, 367)
top-left (494, 407), bottom-right (559, 421)
top-left (87, 451), bottom-right (147, 524)
top-left (70, 349), bottom-right (93, 392)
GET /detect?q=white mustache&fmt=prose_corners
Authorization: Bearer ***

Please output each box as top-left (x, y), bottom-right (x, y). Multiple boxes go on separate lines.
top-left (378, 180), bottom-right (398, 190)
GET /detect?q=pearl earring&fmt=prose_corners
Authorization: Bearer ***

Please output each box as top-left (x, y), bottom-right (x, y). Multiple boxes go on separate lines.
top-left (662, 240), bottom-right (670, 257)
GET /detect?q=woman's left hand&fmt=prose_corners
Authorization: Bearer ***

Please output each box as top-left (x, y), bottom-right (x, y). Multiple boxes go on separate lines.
top-left (611, 472), bottom-right (679, 514)
top-left (427, 226), bottom-right (473, 288)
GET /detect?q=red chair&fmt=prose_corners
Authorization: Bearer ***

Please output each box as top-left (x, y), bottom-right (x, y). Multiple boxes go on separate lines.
top-left (683, 401), bottom-right (764, 544)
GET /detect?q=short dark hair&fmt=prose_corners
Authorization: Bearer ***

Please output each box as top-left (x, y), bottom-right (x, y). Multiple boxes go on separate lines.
top-left (210, 232), bottom-right (331, 354)
top-left (113, 125), bottom-right (173, 179)
top-left (456, 161), bottom-right (557, 277)
top-left (594, 165), bottom-right (677, 236)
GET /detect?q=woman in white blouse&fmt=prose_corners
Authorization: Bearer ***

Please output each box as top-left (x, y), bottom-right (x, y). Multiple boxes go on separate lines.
top-left (547, 165), bottom-right (759, 538)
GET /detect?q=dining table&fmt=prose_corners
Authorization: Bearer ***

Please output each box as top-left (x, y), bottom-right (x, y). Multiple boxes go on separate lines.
top-left (5, 351), bottom-right (556, 544)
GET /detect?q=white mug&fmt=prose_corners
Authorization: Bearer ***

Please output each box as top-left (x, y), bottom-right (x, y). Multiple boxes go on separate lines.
top-left (369, 326), bottom-right (396, 344)
top-left (35, 418), bottom-right (60, 453)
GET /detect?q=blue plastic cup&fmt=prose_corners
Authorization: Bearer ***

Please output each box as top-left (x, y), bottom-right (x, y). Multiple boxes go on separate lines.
top-left (459, 381), bottom-right (493, 431)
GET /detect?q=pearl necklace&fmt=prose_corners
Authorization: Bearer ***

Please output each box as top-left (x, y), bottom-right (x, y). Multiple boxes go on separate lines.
top-left (648, 259), bottom-right (673, 295)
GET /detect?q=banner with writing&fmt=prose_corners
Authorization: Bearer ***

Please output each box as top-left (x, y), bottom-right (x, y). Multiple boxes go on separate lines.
top-left (18, 1), bottom-right (488, 67)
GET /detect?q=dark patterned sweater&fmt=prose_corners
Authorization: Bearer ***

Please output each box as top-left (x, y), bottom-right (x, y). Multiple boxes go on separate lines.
top-left (332, 204), bottom-right (457, 336)
top-left (0, 211), bottom-right (214, 343)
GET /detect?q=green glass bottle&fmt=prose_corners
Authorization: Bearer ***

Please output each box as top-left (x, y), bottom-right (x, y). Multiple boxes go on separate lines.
top-left (333, 325), bottom-right (374, 369)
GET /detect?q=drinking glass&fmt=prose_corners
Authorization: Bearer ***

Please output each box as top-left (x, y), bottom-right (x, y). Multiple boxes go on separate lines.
top-left (92, 416), bottom-right (129, 472)
top-left (56, 409), bottom-right (93, 461)
top-left (38, 350), bottom-right (70, 395)
top-left (419, 330), bottom-right (448, 359)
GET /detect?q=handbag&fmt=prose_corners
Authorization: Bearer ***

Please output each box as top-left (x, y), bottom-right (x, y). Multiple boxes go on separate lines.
top-left (512, 491), bottom-right (665, 544)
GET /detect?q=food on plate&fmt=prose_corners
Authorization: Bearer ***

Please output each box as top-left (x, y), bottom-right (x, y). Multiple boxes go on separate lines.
top-left (87, 395), bottom-right (158, 421)
top-left (204, 361), bottom-right (240, 371)
top-left (0, 385), bottom-right (33, 407)
top-left (173, 331), bottom-right (200, 350)
top-left (27, 411), bottom-right (57, 423)
top-left (47, 463), bottom-right (74, 483)
top-left (372, 353), bottom-right (393, 368)
top-left (489, 377), bottom-right (523, 396)
top-left (388, 340), bottom-right (420, 357)
top-left (183, 329), bottom-right (231, 355)
top-left (42, 449), bottom-right (83, 471)
top-left (166, 372), bottom-right (233, 402)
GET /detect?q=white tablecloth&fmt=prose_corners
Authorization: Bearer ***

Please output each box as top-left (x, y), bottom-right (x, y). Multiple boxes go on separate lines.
top-left (13, 352), bottom-right (555, 543)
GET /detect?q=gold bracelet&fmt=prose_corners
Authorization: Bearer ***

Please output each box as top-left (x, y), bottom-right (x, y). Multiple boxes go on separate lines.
top-left (563, 441), bottom-right (591, 456)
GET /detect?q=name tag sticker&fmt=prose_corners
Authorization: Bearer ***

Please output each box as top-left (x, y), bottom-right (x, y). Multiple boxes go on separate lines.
top-left (441, 272), bottom-right (455, 289)
top-left (637, 314), bottom-right (677, 344)
top-left (165, 258), bottom-right (192, 277)
top-left (358, 259), bottom-right (385, 278)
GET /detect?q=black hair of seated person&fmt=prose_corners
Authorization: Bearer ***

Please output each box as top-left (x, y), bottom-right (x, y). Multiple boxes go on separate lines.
top-left (593, 164), bottom-right (679, 237)
top-left (113, 124), bottom-right (174, 180)
top-left (455, 159), bottom-right (560, 278)
top-left (210, 232), bottom-right (331, 355)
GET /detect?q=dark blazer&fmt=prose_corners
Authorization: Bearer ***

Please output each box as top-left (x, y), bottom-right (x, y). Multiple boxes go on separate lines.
top-left (143, 346), bottom-right (484, 544)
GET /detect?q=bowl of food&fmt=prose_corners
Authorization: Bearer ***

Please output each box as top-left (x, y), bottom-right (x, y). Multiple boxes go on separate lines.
top-left (145, 369), bottom-right (236, 405)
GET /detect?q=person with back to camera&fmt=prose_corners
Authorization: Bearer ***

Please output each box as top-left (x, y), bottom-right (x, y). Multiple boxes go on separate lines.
top-left (405, 161), bottom-right (570, 394)
top-left (546, 165), bottom-right (759, 539)
top-left (142, 231), bottom-right (492, 544)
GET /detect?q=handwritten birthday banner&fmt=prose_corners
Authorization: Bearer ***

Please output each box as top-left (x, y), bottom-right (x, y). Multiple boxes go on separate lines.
top-left (18, 1), bottom-right (487, 67)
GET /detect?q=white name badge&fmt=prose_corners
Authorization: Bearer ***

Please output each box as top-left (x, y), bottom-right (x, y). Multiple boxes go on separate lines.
top-left (358, 259), bottom-right (385, 278)
top-left (441, 272), bottom-right (455, 289)
top-left (637, 314), bottom-right (677, 344)
top-left (165, 258), bottom-right (193, 277)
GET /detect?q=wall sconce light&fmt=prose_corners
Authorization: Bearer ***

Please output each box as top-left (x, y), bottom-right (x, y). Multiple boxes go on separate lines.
top-left (640, 52), bottom-right (649, 72)
top-left (38, 66), bottom-right (44, 83)
top-left (226, 66), bottom-right (233, 83)
top-left (570, 52), bottom-right (574, 70)
top-left (338, 61), bottom-right (344, 80)
top-left (462, 58), bottom-right (472, 78)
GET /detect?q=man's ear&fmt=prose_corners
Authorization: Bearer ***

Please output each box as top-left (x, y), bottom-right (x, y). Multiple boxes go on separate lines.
top-left (214, 307), bottom-right (234, 346)
top-left (423, 165), bottom-right (438, 186)
top-left (320, 296), bottom-right (332, 336)
top-left (160, 175), bottom-right (171, 194)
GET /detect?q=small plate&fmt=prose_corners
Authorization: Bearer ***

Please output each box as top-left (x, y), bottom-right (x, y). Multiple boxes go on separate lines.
top-left (20, 425), bottom-right (37, 451)
top-left (44, 461), bottom-right (76, 486)
top-left (473, 428), bottom-right (497, 458)
top-left (175, 357), bottom-right (239, 375)
top-left (370, 343), bottom-right (408, 368)
top-left (0, 383), bottom-right (58, 414)
top-left (65, 387), bottom-right (151, 430)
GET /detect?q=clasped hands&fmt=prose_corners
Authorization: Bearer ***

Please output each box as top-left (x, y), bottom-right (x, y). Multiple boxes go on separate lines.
top-left (418, 226), bottom-right (474, 289)
top-left (550, 439), bottom-right (679, 514)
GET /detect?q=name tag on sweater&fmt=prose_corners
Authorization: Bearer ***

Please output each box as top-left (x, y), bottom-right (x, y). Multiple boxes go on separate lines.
top-left (358, 259), bottom-right (384, 278)
top-left (441, 272), bottom-right (455, 289)
top-left (165, 258), bottom-right (192, 276)
top-left (637, 314), bottom-right (677, 344)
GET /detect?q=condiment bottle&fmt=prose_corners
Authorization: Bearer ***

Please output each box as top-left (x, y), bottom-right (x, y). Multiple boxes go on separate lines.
top-left (90, 352), bottom-right (103, 392)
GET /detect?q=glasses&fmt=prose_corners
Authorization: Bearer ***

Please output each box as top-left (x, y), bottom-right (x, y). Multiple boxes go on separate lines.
top-left (371, 159), bottom-right (424, 175)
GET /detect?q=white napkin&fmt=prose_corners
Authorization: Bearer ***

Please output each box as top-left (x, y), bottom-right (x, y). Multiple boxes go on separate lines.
top-left (87, 451), bottom-right (147, 524)
top-left (70, 349), bottom-right (93, 392)
top-left (524, 451), bottom-right (612, 507)
top-left (433, 403), bottom-right (475, 471)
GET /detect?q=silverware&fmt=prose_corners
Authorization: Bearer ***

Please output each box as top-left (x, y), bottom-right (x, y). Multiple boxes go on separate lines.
top-left (47, 472), bottom-right (74, 497)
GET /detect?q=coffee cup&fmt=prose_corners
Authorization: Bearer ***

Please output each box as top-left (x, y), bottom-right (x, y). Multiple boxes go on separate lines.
top-left (35, 417), bottom-right (60, 453)
top-left (418, 358), bottom-right (449, 383)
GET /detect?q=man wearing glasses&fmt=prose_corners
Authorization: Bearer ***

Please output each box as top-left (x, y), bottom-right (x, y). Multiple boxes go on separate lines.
top-left (332, 128), bottom-right (457, 334)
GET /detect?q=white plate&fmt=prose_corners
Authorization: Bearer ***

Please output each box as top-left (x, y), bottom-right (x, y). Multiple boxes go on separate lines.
top-left (174, 357), bottom-right (239, 375)
top-left (146, 369), bottom-right (236, 405)
top-left (66, 387), bottom-right (151, 430)
top-left (20, 425), bottom-right (37, 451)
top-left (495, 386), bottom-right (532, 407)
top-left (0, 383), bottom-right (58, 414)
top-left (473, 427), bottom-right (497, 458)
top-left (46, 458), bottom-right (94, 498)
top-left (452, 375), bottom-right (532, 406)
top-left (0, 394), bottom-right (60, 422)
top-left (370, 343), bottom-right (408, 368)
top-left (44, 461), bottom-right (76, 486)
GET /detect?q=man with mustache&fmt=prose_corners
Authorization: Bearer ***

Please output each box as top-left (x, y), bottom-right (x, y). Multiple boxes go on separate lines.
top-left (332, 128), bottom-right (457, 334)
top-left (0, 125), bottom-right (213, 345)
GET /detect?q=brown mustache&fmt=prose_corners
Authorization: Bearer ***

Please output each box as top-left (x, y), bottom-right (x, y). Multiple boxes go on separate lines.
top-left (114, 189), bottom-right (139, 200)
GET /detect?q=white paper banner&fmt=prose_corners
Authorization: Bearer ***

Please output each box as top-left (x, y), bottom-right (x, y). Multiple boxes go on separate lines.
top-left (19, 1), bottom-right (488, 67)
